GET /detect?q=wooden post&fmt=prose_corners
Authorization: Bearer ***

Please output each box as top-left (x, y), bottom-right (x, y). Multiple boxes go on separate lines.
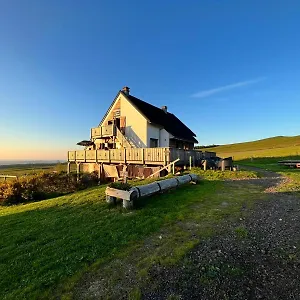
top-left (189, 156), bottom-right (192, 170)
top-left (142, 148), bottom-right (145, 165)
top-left (221, 160), bottom-right (225, 171)
top-left (98, 163), bottom-right (102, 183)
top-left (172, 162), bottom-right (175, 175)
top-left (203, 160), bottom-right (207, 171)
top-left (76, 163), bottom-right (81, 181)
top-left (123, 165), bottom-right (128, 183)
top-left (67, 162), bottom-right (71, 174)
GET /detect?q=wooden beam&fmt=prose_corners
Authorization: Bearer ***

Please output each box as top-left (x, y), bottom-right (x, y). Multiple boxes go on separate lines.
top-left (148, 158), bottom-right (180, 178)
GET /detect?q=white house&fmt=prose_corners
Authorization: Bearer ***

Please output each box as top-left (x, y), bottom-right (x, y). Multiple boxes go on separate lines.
top-left (78, 87), bottom-right (198, 151)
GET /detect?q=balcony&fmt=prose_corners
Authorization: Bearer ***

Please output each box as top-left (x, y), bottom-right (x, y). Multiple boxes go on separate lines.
top-left (91, 124), bottom-right (116, 139)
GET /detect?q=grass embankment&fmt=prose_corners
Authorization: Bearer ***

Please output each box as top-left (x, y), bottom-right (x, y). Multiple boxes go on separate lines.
top-left (203, 135), bottom-right (300, 160)
top-left (0, 169), bottom-right (257, 299)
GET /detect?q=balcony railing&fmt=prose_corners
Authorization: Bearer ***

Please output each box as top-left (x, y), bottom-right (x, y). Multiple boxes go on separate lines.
top-left (91, 124), bottom-right (116, 139)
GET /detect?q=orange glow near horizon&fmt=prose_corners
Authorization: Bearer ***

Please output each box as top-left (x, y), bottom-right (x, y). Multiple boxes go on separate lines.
top-left (0, 147), bottom-right (71, 161)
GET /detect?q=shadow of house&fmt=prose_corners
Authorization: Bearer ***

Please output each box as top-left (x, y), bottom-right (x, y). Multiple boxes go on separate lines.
top-left (125, 126), bottom-right (147, 148)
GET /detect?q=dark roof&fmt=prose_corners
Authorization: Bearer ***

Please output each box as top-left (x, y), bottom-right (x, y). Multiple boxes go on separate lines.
top-left (123, 92), bottom-right (198, 143)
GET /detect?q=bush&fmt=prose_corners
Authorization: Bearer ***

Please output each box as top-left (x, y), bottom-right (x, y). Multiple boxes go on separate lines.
top-left (108, 182), bottom-right (132, 191)
top-left (0, 172), bottom-right (99, 206)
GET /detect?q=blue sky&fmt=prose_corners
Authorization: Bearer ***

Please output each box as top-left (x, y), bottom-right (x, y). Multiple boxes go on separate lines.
top-left (0, 0), bottom-right (299, 160)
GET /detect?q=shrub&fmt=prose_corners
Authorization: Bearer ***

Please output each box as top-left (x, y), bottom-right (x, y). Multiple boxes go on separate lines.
top-left (0, 172), bottom-right (99, 206)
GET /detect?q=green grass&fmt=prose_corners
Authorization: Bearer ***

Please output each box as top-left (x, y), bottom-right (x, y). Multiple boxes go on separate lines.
top-left (234, 226), bottom-right (249, 239)
top-left (189, 168), bottom-right (259, 180)
top-left (203, 135), bottom-right (300, 160)
top-left (0, 169), bottom-right (259, 300)
top-left (0, 178), bottom-right (215, 299)
top-left (0, 163), bottom-right (76, 181)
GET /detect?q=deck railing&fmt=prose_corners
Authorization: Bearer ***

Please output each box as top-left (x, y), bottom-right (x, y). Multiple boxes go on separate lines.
top-left (68, 148), bottom-right (209, 166)
top-left (91, 124), bottom-right (116, 139)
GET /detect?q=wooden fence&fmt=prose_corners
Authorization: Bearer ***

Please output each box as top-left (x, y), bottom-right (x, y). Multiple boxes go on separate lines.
top-left (0, 175), bottom-right (18, 181)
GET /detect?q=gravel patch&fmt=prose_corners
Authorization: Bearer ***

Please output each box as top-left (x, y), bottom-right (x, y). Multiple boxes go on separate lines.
top-left (143, 169), bottom-right (300, 300)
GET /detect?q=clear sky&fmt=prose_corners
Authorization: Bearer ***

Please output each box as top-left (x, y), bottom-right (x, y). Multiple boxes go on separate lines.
top-left (0, 0), bottom-right (299, 160)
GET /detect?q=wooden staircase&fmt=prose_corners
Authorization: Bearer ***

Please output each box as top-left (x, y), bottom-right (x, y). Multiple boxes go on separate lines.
top-left (116, 127), bottom-right (133, 148)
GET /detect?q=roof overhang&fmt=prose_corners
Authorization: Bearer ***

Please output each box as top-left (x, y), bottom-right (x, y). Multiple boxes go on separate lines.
top-left (77, 140), bottom-right (95, 146)
top-left (170, 136), bottom-right (198, 144)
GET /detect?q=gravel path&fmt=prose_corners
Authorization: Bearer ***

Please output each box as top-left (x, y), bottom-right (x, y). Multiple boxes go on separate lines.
top-left (143, 169), bottom-right (300, 300)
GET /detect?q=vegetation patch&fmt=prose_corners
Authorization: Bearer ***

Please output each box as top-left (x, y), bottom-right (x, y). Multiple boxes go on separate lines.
top-left (189, 168), bottom-right (259, 180)
top-left (0, 172), bottom-right (99, 206)
top-left (234, 226), bottom-right (249, 239)
top-left (108, 182), bottom-right (132, 190)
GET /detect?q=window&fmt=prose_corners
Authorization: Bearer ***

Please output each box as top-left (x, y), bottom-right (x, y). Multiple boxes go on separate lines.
top-left (150, 138), bottom-right (158, 148)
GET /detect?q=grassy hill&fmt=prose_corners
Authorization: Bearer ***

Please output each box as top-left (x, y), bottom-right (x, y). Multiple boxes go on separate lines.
top-left (203, 135), bottom-right (300, 160)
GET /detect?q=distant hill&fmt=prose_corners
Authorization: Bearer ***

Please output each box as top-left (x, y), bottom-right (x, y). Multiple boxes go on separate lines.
top-left (203, 136), bottom-right (300, 160)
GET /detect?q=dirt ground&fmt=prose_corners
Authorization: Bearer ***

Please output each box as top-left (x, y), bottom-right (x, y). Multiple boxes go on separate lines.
top-left (143, 170), bottom-right (300, 300)
top-left (74, 169), bottom-right (300, 300)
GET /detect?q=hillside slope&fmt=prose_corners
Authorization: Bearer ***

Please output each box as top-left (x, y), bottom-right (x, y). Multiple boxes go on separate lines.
top-left (203, 135), bottom-right (300, 159)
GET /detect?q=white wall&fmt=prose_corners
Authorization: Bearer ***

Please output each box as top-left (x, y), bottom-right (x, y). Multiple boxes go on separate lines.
top-left (120, 95), bottom-right (148, 147)
top-left (159, 129), bottom-right (170, 147)
top-left (101, 93), bottom-right (171, 148)
top-left (147, 124), bottom-right (160, 147)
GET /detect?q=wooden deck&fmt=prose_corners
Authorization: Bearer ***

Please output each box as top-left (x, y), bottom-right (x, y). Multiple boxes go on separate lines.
top-left (68, 147), bottom-right (216, 166)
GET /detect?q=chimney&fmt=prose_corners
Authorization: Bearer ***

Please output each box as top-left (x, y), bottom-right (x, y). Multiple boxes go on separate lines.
top-left (122, 86), bottom-right (130, 95)
top-left (161, 106), bottom-right (168, 113)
